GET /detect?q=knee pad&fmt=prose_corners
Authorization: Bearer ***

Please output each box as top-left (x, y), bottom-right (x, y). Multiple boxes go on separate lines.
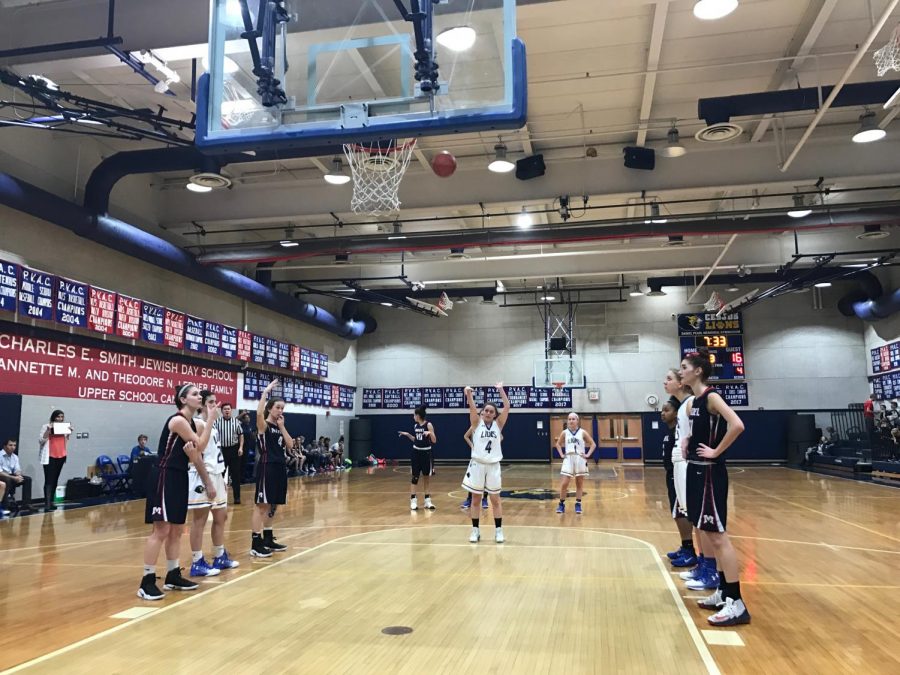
top-left (410, 475), bottom-right (419, 485)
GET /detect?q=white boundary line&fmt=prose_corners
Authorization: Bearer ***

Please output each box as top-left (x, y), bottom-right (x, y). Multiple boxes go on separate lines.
top-left (3, 525), bottom-right (720, 675)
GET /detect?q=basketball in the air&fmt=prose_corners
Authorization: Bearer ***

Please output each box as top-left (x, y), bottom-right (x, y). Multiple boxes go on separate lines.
top-left (431, 151), bottom-right (457, 177)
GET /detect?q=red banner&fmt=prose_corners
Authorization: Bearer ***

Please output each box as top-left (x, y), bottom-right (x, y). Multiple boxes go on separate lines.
top-left (0, 331), bottom-right (236, 404)
top-left (237, 330), bottom-right (252, 361)
top-left (164, 309), bottom-right (185, 349)
top-left (330, 384), bottom-right (340, 408)
top-left (116, 295), bottom-right (141, 339)
top-left (88, 287), bottom-right (116, 334)
top-left (290, 344), bottom-right (300, 371)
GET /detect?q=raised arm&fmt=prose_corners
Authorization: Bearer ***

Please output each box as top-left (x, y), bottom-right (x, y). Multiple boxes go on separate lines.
top-left (697, 393), bottom-right (744, 459)
top-left (495, 382), bottom-right (510, 429)
top-left (465, 386), bottom-right (479, 427)
top-left (257, 379), bottom-right (279, 434)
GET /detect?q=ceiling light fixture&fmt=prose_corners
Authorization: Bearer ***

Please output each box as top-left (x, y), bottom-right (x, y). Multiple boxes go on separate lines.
top-left (726, 284), bottom-right (740, 292)
top-left (324, 157), bottom-right (351, 185)
top-left (814, 282), bottom-right (832, 288)
top-left (436, 26), bottom-right (477, 52)
top-left (787, 193), bottom-right (812, 218)
top-left (659, 126), bottom-right (687, 158)
top-left (645, 202), bottom-right (668, 224)
top-left (852, 111), bottom-right (887, 143)
top-left (185, 182), bottom-right (212, 193)
top-left (380, 302), bottom-right (393, 307)
top-left (279, 227), bottom-right (298, 247)
top-left (488, 143), bottom-right (516, 173)
top-left (857, 224), bottom-right (890, 240)
top-left (516, 207), bottom-right (533, 229)
top-left (693, 0), bottom-right (739, 21)
top-left (541, 295), bottom-right (556, 302)
top-left (646, 282), bottom-right (666, 297)
top-left (629, 284), bottom-right (644, 297)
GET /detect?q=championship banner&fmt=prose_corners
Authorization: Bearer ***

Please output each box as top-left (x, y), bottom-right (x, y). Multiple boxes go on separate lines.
top-left (56, 278), bottom-right (88, 328)
top-left (204, 321), bottom-right (222, 357)
top-left (0, 331), bottom-right (236, 404)
top-left (88, 287), bottom-right (116, 334)
top-left (0, 260), bottom-right (18, 312)
top-left (18, 268), bottom-right (54, 321)
top-left (115, 295), bottom-right (141, 339)
top-left (237, 330), bottom-right (252, 362)
top-left (220, 325), bottom-right (237, 359)
top-left (141, 302), bottom-right (164, 344)
top-left (163, 309), bottom-right (185, 349)
top-left (185, 315), bottom-right (205, 353)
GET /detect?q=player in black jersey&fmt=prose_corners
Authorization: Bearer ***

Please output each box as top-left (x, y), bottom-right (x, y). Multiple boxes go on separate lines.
top-left (138, 384), bottom-right (219, 600)
top-left (680, 349), bottom-right (750, 627)
top-left (252, 379), bottom-right (293, 558)
top-left (399, 406), bottom-right (437, 511)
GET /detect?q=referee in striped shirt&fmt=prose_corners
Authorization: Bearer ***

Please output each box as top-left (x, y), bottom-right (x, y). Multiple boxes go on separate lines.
top-left (215, 404), bottom-right (244, 504)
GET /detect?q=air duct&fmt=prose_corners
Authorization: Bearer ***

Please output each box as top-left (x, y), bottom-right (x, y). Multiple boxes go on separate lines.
top-left (851, 288), bottom-right (900, 321)
top-left (698, 80), bottom-right (900, 126)
top-left (0, 172), bottom-right (364, 339)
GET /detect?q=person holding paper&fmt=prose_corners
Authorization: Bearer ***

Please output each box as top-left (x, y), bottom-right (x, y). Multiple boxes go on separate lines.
top-left (39, 410), bottom-right (71, 511)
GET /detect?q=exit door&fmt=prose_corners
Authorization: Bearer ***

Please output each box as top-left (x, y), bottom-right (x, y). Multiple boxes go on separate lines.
top-left (597, 416), bottom-right (643, 461)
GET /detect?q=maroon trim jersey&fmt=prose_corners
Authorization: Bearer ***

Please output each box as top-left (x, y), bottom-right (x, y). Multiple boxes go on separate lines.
top-left (257, 421), bottom-right (287, 465)
top-left (686, 387), bottom-right (728, 464)
top-left (157, 413), bottom-right (195, 473)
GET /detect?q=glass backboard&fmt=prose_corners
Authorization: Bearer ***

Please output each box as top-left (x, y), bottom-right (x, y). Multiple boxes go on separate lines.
top-left (197, 0), bottom-right (526, 154)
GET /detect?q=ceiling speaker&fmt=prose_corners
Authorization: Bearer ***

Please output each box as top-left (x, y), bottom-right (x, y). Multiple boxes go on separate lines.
top-left (516, 154), bottom-right (546, 180)
top-left (623, 146), bottom-right (655, 171)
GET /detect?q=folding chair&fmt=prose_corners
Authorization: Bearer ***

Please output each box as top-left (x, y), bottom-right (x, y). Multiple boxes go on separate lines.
top-left (96, 455), bottom-right (128, 496)
top-left (116, 454), bottom-right (133, 493)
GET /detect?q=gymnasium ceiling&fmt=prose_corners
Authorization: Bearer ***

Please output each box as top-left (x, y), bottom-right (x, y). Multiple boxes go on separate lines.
top-left (1, 0), bottom-right (900, 303)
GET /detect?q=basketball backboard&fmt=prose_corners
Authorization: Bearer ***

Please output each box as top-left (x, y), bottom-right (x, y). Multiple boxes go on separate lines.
top-left (534, 358), bottom-right (586, 389)
top-left (197, 0), bottom-right (526, 154)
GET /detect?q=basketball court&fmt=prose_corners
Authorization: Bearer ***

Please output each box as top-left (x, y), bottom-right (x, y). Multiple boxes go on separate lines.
top-left (2, 466), bottom-right (899, 673)
top-left (1, 0), bottom-right (900, 673)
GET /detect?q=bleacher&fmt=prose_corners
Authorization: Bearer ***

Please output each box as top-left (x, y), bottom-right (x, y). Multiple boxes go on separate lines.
top-left (805, 404), bottom-right (899, 483)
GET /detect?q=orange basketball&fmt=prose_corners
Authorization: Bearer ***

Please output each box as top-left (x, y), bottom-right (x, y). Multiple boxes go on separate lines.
top-left (431, 151), bottom-right (457, 177)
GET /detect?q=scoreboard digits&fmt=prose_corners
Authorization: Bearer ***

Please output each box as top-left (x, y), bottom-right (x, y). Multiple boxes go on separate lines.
top-left (678, 313), bottom-right (746, 381)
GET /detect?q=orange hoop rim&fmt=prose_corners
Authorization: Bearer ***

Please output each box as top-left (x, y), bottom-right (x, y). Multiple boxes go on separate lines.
top-left (552, 381), bottom-right (566, 390)
top-left (346, 139), bottom-right (417, 155)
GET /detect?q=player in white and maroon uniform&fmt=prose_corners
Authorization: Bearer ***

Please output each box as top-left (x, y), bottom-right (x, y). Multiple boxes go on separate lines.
top-left (461, 383), bottom-right (510, 544)
top-left (187, 390), bottom-right (239, 577)
top-left (554, 413), bottom-right (596, 514)
top-left (680, 348), bottom-right (750, 627)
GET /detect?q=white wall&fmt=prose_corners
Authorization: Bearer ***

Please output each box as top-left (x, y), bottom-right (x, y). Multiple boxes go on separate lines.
top-left (357, 283), bottom-right (871, 412)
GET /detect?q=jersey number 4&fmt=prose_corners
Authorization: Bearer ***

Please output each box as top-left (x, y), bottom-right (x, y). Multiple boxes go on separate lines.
top-left (485, 441), bottom-right (492, 454)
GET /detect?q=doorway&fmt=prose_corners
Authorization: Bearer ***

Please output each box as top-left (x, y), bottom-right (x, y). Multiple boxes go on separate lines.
top-left (549, 414), bottom-right (596, 463)
top-left (596, 415), bottom-right (643, 461)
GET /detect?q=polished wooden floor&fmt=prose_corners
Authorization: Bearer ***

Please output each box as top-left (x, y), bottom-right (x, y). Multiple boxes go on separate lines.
top-left (1, 464), bottom-right (899, 674)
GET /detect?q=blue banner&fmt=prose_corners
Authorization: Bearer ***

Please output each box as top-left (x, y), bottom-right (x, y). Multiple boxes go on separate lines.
top-left (251, 334), bottom-right (266, 364)
top-left (140, 301), bottom-right (164, 344)
top-left (203, 321), bottom-right (222, 357)
top-left (0, 260), bottom-right (17, 312)
top-left (18, 267), bottom-right (54, 321)
top-left (220, 326), bottom-right (238, 359)
top-left (185, 315), bottom-right (205, 352)
top-left (55, 277), bottom-right (88, 327)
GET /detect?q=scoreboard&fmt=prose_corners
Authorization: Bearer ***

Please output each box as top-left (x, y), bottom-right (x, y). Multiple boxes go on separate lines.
top-left (677, 312), bottom-right (746, 381)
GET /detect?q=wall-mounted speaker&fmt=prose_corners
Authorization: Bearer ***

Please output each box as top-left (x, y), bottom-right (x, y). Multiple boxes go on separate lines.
top-left (623, 146), bottom-right (656, 171)
top-left (516, 154), bottom-right (546, 180)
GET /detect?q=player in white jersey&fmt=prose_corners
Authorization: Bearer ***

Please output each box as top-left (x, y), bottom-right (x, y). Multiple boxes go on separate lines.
top-left (665, 368), bottom-right (699, 569)
top-left (187, 390), bottom-right (239, 576)
top-left (554, 412), bottom-right (596, 515)
top-left (461, 383), bottom-right (510, 544)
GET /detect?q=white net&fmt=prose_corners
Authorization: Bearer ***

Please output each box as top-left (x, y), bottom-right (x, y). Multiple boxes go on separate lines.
top-left (343, 139), bottom-right (416, 216)
top-left (874, 25), bottom-right (900, 77)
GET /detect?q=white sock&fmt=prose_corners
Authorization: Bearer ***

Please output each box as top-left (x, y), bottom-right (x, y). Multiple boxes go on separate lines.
top-left (215, 545), bottom-right (225, 557)
top-left (166, 559), bottom-right (179, 572)
top-left (143, 565), bottom-right (155, 576)
top-left (192, 551), bottom-right (203, 563)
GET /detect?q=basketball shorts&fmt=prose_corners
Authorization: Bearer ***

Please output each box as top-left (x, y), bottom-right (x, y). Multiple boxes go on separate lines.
top-left (410, 449), bottom-right (435, 478)
top-left (187, 471), bottom-right (228, 510)
top-left (462, 460), bottom-right (501, 495)
top-left (665, 462), bottom-right (678, 516)
top-left (686, 461), bottom-right (728, 532)
top-left (145, 468), bottom-right (188, 525)
top-left (561, 454), bottom-right (589, 477)
top-left (255, 462), bottom-right (287, 505)
top-left (672, 460), bottom-right (688, 519)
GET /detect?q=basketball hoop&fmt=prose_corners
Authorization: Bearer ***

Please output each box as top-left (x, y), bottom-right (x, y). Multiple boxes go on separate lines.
top-left (874, 25), bottom-right (900, 77)
top-left (343, 139), bottom-right (416, 216)
top-left (552, 381), bottom-right (566, 391)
